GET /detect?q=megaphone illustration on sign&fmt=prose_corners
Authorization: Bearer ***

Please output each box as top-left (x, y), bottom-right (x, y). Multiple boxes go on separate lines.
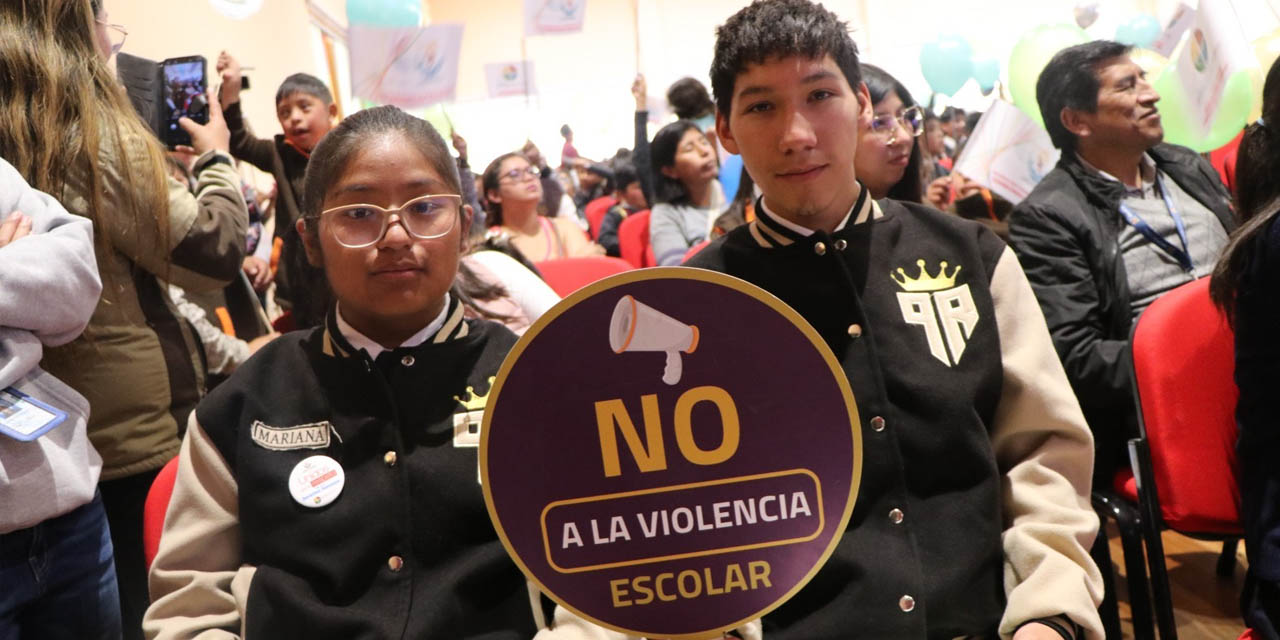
top-left (609, 295), bottom-right (699, 385)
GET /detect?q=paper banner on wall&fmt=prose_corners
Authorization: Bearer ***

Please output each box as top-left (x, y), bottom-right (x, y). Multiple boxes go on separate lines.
top-left (1151, 3), bottom-right (1196, 58)
top-left (953, 100), bottom-right (1060, 204)
top-left (349, 23), bottom-right (464, 108)
top-left (484, 62), bottom-right (537, 98)
top-left (525, 0), bottom-right (586, 36)
top-left (1174, 0), bottom-right (1253, 137)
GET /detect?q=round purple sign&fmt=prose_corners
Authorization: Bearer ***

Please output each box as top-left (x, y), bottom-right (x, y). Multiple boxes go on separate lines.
top-left (482, 268), bottom-right (860, 638)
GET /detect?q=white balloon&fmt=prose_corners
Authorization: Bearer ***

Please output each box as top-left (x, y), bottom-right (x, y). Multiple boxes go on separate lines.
top-left (1074, 2), bottom-right (1100, 29)
top-left (209, 0), bottom-right (264, 21)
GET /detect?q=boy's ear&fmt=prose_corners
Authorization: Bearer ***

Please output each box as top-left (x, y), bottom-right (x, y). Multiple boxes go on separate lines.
top-left (327, 102), bottom-right (339, 121)
top-left (296, 219), bottom-right (324, 267)
top-left (715, 110), bottom-right (740, 156)
top-left (855, 82), bottom-right (873, 126)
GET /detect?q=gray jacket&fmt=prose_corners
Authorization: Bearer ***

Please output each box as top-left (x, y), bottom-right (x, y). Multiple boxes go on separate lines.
top-left (0, 157), bottom-right (103, 532)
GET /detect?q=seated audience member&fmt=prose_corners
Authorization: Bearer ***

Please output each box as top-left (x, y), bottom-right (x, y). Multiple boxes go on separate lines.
top-left (630, 74), bottom-right (727, 208)
top-left (1209, 56), bottom-right (1280, 640)
top-left (649, 120), bottom-right (721, 266)
top-left (542, 1), bottom-right (1103, 637)
top-left (573, 161), bottom-right (614, 217)
top-left (458, 247), bottom-right (560, 335)
top-left (145, 106), bottom-right (540, 638)
top-left (0, 2), bottom-right (249, 637)
top-left (483, 152), bottom-right (603, 261)
top-left (217, 51), bottom-right (336, 328)
top-left (922, 112), bottom-right (952, 179)
top-left (596, 163), bottom-right (647, 257)
top-left (667, 76), bottom-right (718, 139)
top-left (451, 131), bottom-right (486, 230)
top-left (1008, 40), bottom-right (1236, 483)
top-left (856, 63), bottom-right (925, 202)
top-left (0, 158), bottom-right (114, 639)
top-left (941, 106), bottom-right (967, 157)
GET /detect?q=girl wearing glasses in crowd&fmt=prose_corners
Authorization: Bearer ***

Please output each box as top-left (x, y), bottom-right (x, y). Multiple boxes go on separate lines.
top-left (482, 152), bottom-right (602, 261)
top-left (145, 106), bottom-right (542, 639)
top-left (855, 64), bottom-right (926, 203)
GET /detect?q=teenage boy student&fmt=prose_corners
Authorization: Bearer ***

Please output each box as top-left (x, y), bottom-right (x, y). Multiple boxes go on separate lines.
top-left (539, 1), bottom-right (1103, 639)
top-left (596, 163), bottom-right (647, 257)
top-left (217, 51), bottom-right (336, 329)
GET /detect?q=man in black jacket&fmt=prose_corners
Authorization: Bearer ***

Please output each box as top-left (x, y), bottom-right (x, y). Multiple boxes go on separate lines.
top-left (1008, 40), bottom-right (1236, 483)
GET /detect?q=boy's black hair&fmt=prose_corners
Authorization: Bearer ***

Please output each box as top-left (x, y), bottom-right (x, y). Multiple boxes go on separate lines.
top-left (613, 163), bottom-right (640, 191)
top-left (666, 77), bottom-right (715, 120)
top-left (650, 120), bottom-right (706, 206)
top-left (710, 0), bottom-right (861, 115)
top-left (560, 124), bottom-right (572, 138)
top-left (1037, 40), bottom-right (1132, 153)
top-left (276, 72), bottom-right (334, 106)
top-left (861, 63), bottom-right (924, 204)
top-left (301, 105), bottom-right (460, 226)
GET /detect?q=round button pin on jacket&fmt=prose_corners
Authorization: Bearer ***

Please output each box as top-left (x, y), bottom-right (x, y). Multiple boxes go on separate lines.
top-left (289, 455), bottom-right (346, 508)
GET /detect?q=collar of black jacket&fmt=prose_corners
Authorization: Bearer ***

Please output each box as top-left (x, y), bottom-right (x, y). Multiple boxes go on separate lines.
top-left (319, 294), bottom-right (469, 360)
top-left (749, 182), bottom-right (874, 249)
top-left (1057, 142), bottom-right (1219, 213)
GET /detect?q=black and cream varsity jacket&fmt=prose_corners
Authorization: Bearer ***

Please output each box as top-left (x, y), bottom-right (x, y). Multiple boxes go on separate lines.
top-left (538, 188), bottom-right (1104, 640)
top-left (144, 298), bottom-right (540, 639)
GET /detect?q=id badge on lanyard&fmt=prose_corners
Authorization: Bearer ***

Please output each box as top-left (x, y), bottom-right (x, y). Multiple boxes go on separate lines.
top-left (1116, 173), bottom-right (1194, 272)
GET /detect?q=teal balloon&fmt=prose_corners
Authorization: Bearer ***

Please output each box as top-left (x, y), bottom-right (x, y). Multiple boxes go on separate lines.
top-left (919, 35), bottom-right (974, 96)
top-left (346, 0), bottom-right (421, 27)
top-left (1008, 24), bottom-right (1091, 128)
top-left (1115, 14), bottom-right (1162, 49)
top-left (973, 57), bottom-right (1001, 92)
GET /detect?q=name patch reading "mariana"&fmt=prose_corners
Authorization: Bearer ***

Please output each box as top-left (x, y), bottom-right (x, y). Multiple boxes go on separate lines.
top-left (251, 421), bottom-right (332, 451)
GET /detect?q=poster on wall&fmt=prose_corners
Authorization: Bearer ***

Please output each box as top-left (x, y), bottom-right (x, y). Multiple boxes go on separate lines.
top-left (525, 0), bottom-right (587, 36)
top-left (1174, 0), bottom-right (1252, 137)
top-left (484, 62), bottom-right (538, 98)
top-left (953, 100), bottom-right (1060, 204)
top-left (348, 24), bottom-right (464, 108)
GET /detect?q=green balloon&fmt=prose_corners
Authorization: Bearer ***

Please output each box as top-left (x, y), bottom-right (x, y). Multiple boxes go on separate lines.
top-left (1154, 65), bottom-right (1254, 152)
top-left (1008, 24), bottom-right (1091, 129)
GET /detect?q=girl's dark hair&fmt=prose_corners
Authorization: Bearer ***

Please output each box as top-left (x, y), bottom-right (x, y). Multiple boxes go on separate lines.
top-left (481, 152), bottom-right (542, 227)
top-left (713, 165), bottom-right (756, 235)
top-left (454, 236), bottom-right (544, 324)
top-left (861, 63), bottom-right (924, 203)
top-left (666, 77), bottom-right (715, 120)
top-left (650, 120), bottom-right (707, 206)
top-left (1210, 57), bottom-right (1280, 322)
top-left (302, 105), bottom-right (461, 225)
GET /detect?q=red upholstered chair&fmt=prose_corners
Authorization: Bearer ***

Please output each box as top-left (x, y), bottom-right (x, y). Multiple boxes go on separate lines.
top-left (535, 256), bottom-right (633, 298)
top-left (584, 196), bottom-right (618, 240)
top-left (143, 456), bottom-right (181, 570)
top-left (617, 209), bottom-right (654, 268)
top-left (682, 239), bottom-right (711, 264)
top-left (1128, 276), bottom-right (1243, 639)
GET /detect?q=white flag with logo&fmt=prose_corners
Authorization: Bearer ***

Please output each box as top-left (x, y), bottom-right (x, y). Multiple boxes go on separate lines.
top-left (349, 23), bottom-right (464, 108)
top-left (1174, 0), bottom-right (1252, 137)
top-left (525, 0), bottom-right (586, 36)
top-left (484, 62), bottom-right (537, 98)
top-left (953, 100), bottom-right (1060, 204)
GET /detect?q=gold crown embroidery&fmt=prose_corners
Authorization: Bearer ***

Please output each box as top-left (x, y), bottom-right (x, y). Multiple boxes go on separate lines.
top-left (891, 259), bottom-right (961, 292)
top-left (454, 377), bottom-right (496, 412)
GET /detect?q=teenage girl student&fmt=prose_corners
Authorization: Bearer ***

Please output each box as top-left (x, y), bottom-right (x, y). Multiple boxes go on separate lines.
top-left (649, 120), bottom-right (722, 266)
top-left (144, 106), bottom-right (541, 639)
top-left (483, 152), bottom-right (602, 261)
top-left (855, 64), bottom-right (926, 202)
top-left (1210, 56), bottom-right (1280, 639)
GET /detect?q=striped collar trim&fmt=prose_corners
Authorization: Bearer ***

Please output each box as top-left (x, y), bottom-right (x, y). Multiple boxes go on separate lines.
top-left (748, 184), bottom-right (878, 248)
top-left (321, 295), bottom-right (469, 359)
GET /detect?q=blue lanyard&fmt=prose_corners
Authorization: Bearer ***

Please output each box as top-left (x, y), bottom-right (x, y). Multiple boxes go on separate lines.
top-left (1116, 173), bottom-right (1194, 272)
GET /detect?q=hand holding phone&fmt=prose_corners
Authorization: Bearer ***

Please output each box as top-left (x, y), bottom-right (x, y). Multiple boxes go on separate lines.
top-left (161, 56), bottom-right (209, 149)
top-left (176, 88), bottom-right (230, 156)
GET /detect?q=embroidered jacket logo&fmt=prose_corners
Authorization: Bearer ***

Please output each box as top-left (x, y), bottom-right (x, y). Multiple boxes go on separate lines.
top-left (891, 259), bottom-right (979, 367)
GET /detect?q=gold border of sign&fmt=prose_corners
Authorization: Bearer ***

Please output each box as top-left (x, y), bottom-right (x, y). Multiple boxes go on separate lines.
top-left (480, 266), bottom-right (862, 640)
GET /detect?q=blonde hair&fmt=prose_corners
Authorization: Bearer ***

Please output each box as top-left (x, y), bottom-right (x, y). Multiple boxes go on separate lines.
top-left (0, 0), bottom-right (169, 257)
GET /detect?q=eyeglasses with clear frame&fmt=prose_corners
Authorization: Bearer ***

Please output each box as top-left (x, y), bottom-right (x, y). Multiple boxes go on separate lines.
top-left (96, 19), bottom-right (128, 56)
top-left (868, 105), bottom-right (925, 144)
top-left (498, 166), bottom-right (541, 183)
top-left (318, 194), bottom-right (462, 248)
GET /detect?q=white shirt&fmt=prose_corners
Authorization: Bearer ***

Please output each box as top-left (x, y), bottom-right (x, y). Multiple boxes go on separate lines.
top-left (335, 294), bottom-right (451, 360)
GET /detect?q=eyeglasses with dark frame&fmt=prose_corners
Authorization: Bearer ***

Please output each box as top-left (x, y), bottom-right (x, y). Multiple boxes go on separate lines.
top-left (318, 194), bottom-right (462, 248)
top-left (868, 105), bottom-right (925, 144)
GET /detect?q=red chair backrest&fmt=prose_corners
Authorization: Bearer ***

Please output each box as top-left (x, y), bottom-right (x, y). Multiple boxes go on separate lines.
top-left (143, 456), bottom-right (181, 570)
top-left (1131, 277), bottom-right (1241, 534)
top-left (618, 209), bottom-right (654, 268)
top-left (535, 256), bottom-right (634, 297)
top-left (585, 196), bottom-right (618, 240)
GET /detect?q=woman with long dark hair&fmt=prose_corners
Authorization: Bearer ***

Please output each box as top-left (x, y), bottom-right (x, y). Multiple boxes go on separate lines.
top-left (1209, 56), bottom-right (1280, 639)
top-left (481, 152), bottom-right (601, 261)
top-left (856, 64), bottom-right (925, 203)
top-left (649, 120), bottom-right (721, 265)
